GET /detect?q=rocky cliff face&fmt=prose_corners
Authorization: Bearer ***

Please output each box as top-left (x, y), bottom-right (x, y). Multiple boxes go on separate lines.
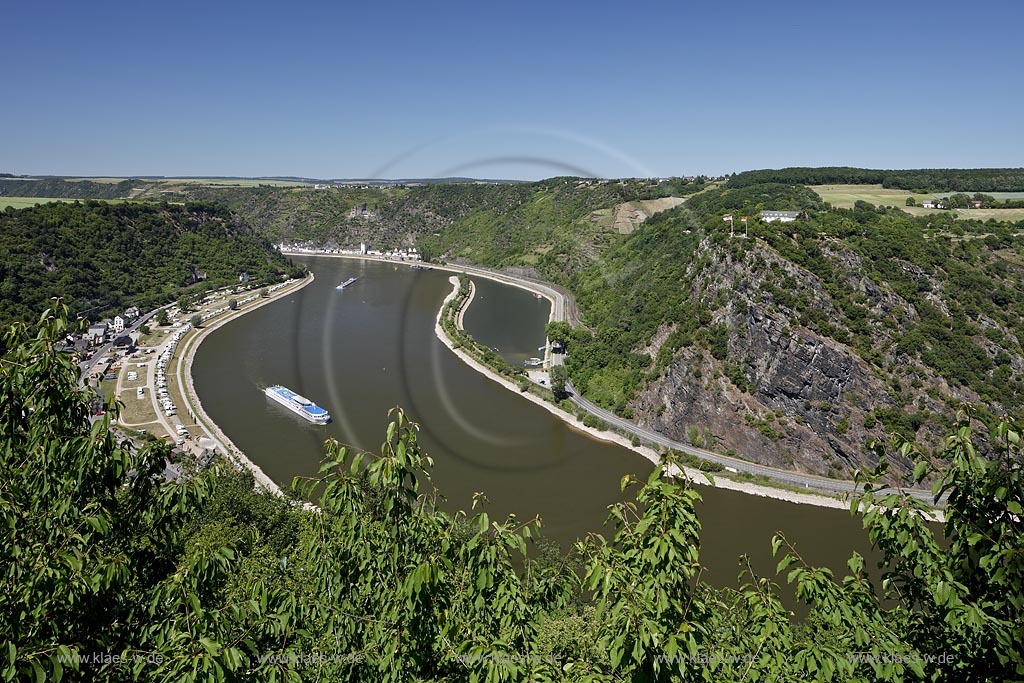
top-left (628, 237), bottom-right (988, 481)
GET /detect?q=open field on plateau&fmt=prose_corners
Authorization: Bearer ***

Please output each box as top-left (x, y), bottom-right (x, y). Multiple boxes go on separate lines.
top-left (147, 177), bottom-right (312, 187)
top-left (902, 206), bottom-right (1024, 221)
top-left (63, 177), bottom-right (132, 184)
top-left (0, 197), bottom-right (134, 210)
top-left (812, 184), bottom-right (1024, 222)
top-left (809, 184), bottom-right (934, 208)
top-left (0, 197), bottom-right (81, 209)
top-left (936, 191), bottom-right (1024, 200)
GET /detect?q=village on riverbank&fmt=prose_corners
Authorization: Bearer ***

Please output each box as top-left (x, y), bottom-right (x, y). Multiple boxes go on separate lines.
top-left (69, 274), bottom-right (310, 489)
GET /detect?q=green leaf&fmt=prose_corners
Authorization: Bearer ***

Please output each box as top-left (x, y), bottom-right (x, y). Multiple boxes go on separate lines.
top-left (199, 638), bottom-right (221, 656)
top-left (50, 657), bottom-right (62, 683)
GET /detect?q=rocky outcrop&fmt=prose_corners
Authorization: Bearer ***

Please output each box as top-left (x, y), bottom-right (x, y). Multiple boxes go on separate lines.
top-left (628, 237), bottom-right (987, 482)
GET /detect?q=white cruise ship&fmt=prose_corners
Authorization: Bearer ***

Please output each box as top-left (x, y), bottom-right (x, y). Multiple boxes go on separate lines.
top-left (264, 385), bottom-right (331, 424)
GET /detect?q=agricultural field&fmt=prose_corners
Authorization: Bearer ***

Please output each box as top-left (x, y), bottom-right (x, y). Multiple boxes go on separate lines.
top-left (152, 177), bottom-right (311, 187)
top-left (903, 206), bottom-right (1024, 221)
top-left (1, 196), bottom-right (138, 210)
top-left (808, 184), bottom-right (934, 208)
top-left (935, 191), bottom-right (1024, 200)
top-left (0, 196), bottom-right (80, 209)
top-left (811, 184), bottom-right (1024, 222)
top-left (589, 197), bottom-right (687, 234)
top-left (57, 176), bottom-right (312, 188)
top-left (63, 177), bottom-right (131, 184)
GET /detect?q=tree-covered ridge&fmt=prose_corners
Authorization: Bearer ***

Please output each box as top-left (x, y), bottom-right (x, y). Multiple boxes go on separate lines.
top-left (727, 167), bottom-right (1024, 192)
top-left (0, 177), bottom-right (139, 199)
top-left (2, 304), bottom-right (1021, 682)
top-left (160, 183), bottom-right (407, 244)
top-left (0, 201), bottom-right (299, 327)
top-left (561, 183), bottom-right (1024, 477)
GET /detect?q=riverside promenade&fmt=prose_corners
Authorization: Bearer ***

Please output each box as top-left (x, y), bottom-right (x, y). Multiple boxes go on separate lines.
top-left (173, 275), bottom-right (315, 494)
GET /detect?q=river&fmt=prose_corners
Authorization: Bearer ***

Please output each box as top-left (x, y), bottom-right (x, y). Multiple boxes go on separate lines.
top-left (192, 256), bottom-right (878, 590)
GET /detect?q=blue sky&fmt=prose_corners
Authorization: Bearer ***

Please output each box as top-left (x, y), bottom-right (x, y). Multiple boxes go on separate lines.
top-left (5, 0), bottom-right (1021, 180)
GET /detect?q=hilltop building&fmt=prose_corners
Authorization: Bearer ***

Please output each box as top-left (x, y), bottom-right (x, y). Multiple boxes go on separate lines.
top-left (760, 210), bottom-right (801, 223)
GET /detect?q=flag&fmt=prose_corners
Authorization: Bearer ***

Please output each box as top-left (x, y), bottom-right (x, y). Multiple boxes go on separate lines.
top-left (723, 214), bottom-right (733, 222)
top-left (741, 216), bottom-right (748, 223)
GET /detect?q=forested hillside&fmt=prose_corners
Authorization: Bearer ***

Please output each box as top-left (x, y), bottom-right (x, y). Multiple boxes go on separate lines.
top-left (0, 201), bottom-right (299, 326)
top-left (562, 184), bottom-right (1024, 479)
top-left (396, 177), bottom-right (704, 276)
top-left (727, 167), bottom-right (1024, 192)
top-left (162, 177), bottom-right (706, 280)
top-left (157, 183), bottom-right (405, 243)
top-left (2, 306), bottom-right (1021, 682)
top-left (0, 177), bottom-right (140, 199)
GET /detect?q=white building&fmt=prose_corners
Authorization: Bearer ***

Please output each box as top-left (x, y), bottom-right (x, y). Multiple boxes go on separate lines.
top-left (760, 210), bottom-right (801, 223)
top-left (112, 315), bottom-right (126, 333)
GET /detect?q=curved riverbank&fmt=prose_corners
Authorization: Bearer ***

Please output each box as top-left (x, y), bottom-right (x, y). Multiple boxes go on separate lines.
top-left (179, 274), bottom-right (316, 495)
top-left (454, 279), bottom-right (476, 330)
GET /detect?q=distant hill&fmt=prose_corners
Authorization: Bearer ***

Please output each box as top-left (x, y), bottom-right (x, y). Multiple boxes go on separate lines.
top-left (0, 201), bottom-right (299, 327)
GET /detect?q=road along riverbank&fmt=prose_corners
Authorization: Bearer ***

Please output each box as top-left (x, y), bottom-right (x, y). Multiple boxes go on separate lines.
top-left (178, 274), bottom-right (316, 495)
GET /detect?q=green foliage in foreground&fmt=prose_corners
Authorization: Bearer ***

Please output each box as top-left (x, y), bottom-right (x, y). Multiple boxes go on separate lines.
top-left (2, 303), bottom-right (1022, 682)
